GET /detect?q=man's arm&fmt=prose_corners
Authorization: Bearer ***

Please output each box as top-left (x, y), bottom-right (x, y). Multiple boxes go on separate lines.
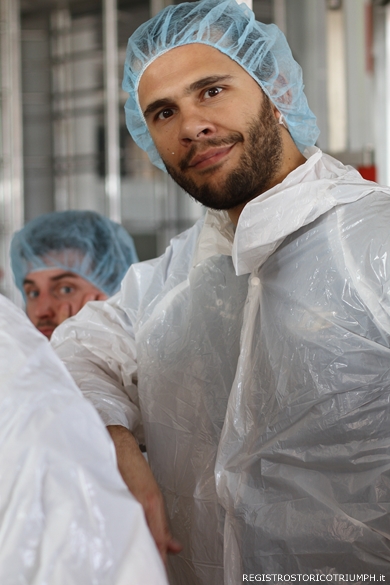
top-left (52, 292), bottom-right (181, 562)
top-left (107, 425), bottom-right (182, 564)
top-left (52, 229), bottom-right (203, 561)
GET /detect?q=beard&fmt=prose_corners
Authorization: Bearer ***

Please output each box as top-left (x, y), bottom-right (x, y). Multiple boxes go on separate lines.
top-left (162, 95), bottom-right (283, 210)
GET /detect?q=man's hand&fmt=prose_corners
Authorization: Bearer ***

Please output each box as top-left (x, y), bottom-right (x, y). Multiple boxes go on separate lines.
top-left (83, 291), bottom-right (108, 303)
top-left (57, 292), bottom-right (108, 326)
top-left (57, 303), bottom-right (72, 326)
top-left (107, 425), bottom-right (182, 565)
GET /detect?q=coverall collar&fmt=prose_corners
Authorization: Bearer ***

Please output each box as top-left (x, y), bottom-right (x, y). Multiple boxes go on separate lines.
top-left (195, 147), bottom-right (380, 275)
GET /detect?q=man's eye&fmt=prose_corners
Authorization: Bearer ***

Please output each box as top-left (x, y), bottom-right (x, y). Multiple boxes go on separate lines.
top-left (204, 87), bottom-right (222, 99)
top-left (157, 108), bottom-right (174, 120)
top-left (58, 285), bottom-right (74, 295)
top-left (26, 290), bottom-right (38, 299)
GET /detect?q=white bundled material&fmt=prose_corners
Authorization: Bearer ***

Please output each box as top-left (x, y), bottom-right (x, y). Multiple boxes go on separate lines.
top-left (0, 294), bottom-right (167, 585)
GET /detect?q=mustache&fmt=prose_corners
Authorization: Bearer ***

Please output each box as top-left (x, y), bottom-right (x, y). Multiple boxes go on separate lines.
top-left (36, 319), bottom-right (57, 328)
top-left (179, 132), bottom-right (244, 172)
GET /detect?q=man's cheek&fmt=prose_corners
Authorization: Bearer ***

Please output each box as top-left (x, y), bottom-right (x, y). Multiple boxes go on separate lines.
top-left (25, 304), bottom-right (35, 324)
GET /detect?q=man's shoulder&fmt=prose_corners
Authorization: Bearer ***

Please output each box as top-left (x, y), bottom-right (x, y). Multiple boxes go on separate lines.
top-left (130, 218), bottom-right (204, 279)
top-left (310, 186), bottom-right (390, 260)
top-left (336, 187), bottom-right (390, 235)
top-left (119, 219), bottom-right (205, 314)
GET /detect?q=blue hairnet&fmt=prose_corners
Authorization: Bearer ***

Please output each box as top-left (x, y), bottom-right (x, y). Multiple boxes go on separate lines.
top-left (11, 210), bottom-right (139, 297)
top-left (123, 0), bottom-right (320, 171)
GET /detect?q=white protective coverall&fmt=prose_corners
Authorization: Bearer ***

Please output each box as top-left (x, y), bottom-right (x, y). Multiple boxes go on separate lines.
top-left (0, 294), bottom-right (167, 585)
top-left (53, 147), bottom-right (390, 584)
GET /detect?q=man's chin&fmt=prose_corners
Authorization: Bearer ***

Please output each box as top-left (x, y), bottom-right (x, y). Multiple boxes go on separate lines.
top-left (37, 326), bottom-right (56, 339)
top-left (186, 182), bottom-right (256, 211)
top-left (165, 162), bottom-right (256, 210)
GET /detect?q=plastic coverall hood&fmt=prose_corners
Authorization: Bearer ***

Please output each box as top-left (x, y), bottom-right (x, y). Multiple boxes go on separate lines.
top-left (53, 148), bottom-right (390, 583)
top-left (0, 294), bottom-right (167, 585)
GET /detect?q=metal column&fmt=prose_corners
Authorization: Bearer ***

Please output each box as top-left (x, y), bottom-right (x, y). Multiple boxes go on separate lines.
top-left (0, 0), bottom-right (23, 303)
top-left (51, 8), bottom-right (75, 211)
top-left (150, 0), bottom-right (171, 17)
top-left (273, 0), bottom-right (286, 34)
top-left (326, 2), bottom-right (347, 152)
top-left (103, 0), bottom-right (121, 222)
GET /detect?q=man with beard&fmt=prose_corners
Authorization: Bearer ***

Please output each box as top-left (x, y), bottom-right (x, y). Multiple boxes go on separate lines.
top-left (53, 0), bottom-right (390, 582)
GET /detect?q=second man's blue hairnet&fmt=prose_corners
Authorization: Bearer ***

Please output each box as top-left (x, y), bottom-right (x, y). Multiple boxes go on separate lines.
top-left (123, 0), bottom-right (320, 171)
top-left (11, 210), bottom-right (139, 297)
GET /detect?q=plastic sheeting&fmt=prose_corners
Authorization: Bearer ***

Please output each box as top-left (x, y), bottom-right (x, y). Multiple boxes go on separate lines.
top-left (53, 147), bottom-right (390, 584)
top-left (0, 294), bottom-right (167, 585)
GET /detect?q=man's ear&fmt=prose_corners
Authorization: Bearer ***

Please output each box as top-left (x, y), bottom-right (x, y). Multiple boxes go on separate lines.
top-left (273, 105), bottom-right (281, 121)
top-left (273, 74), bottom-right (293, 106)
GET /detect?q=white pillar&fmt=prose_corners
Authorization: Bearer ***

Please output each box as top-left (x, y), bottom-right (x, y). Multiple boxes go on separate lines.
top-left (326, 5), bottom-right (347, 152)
top-left (385, 5), bottom-right (390, 184)
top-left (372, 2), bottom-right (390, 184)
top-left (273, 0), bottom-right (287, 35)
top-left (103, 0), bottom-right (121, 222)
top-left (344, 0), bottom-right (373, 153)
top-left (151, 0), bottom-right (172, 17)
top-left (50, 8), bottom-right (75, 211)
top-left (0, 0), bottom-right (24, 303)
top-left (284, 0), bottom-right (328, 150)
top-left (240, 0), bottom-right (253, 9)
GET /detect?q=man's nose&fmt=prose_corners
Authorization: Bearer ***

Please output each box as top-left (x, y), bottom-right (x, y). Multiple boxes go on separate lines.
top-left (178, 106), bottom-right (218, 144)
top-left (34, 294), bottom-right (56, 320)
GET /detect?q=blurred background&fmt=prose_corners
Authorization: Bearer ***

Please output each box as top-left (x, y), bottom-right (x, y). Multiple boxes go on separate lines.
top-left (0, 0), bottom-right (388, 301)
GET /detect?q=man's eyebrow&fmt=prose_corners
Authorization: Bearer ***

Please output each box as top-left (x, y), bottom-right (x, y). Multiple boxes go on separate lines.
top-left (143, 75), bottom-right (234, 119)
top-left (23, 272), bottom-right (79, 286)
top-left (185, 75), bottom-right (234, 94)
top-left (23, 279), bottom-right (35, 287)
top-left (143, 98), bottom-right (174, 120)
top-left (50, 272), bottom-right (79, 282)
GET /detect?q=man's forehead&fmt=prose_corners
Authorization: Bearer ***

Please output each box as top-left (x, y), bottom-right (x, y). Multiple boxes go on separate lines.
top-left (23, 268), bottom-right (81, 284)
top-left (138, 43), bottom-right (248, 105)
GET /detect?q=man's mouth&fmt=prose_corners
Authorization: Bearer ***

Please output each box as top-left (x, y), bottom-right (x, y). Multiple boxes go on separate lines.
top-left (37, 321), bottom-right (57, 338)
top-left (187, 144), bottom-right (235, 170)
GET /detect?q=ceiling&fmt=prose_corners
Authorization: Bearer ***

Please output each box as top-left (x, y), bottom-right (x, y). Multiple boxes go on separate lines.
top-left (20, 0), bottom-right (145, 17)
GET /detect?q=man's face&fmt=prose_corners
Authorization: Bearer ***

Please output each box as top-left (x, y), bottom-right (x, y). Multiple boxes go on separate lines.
top-left (23, 268), bottom-right (107, 339)
top-left (139, 44), bottom-right (284, 212)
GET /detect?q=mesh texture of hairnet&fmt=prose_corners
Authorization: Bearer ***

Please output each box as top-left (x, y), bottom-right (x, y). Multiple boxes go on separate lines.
top-left (123, 0), bottom-right (320, 171)
top-left (11, 210), bottom-right (139, 297)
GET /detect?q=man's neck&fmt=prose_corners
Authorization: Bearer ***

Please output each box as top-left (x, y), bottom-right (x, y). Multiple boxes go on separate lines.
top-left (227, 203), bottom-right (247, 226)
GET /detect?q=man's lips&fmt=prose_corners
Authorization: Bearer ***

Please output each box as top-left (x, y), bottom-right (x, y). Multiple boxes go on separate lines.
top-left (187, 144), bottom-right (235, 170)
top-left (37, 323), bottom-right (56, 338)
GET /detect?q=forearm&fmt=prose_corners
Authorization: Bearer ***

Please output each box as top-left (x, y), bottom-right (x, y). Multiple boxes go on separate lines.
top-left (107, 425), bottom-right (158, 506)
top-left (107, 425), bottom-right (181, 564)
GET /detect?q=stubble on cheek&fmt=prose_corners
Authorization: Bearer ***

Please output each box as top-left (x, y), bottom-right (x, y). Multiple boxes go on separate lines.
top-left (160, 95), bottom-right (283, 210)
